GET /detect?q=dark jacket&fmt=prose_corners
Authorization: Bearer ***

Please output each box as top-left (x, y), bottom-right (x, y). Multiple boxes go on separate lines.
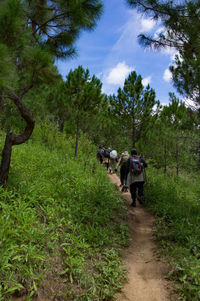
top-left (97, 147), bottom-right (104, 160)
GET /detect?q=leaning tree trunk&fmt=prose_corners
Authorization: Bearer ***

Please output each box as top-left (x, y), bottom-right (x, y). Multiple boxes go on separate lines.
top-left (0, 93), bottom-right (35, 186)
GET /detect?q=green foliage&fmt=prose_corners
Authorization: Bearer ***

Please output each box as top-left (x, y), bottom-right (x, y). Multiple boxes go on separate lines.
top-left (65, 66), bottom-right (103, 115)
top-left (141, 96), bottom-right (199, 175)
top-left (0, 43), bottom-right (15, 89)
top-left (0, 122), bottom-right (128, 300)
top-left (0, 0), bottom-right (104, 185)
top-left (65, 65), bottom-right (103, 156)
top-left (25, 0), bottom-right (103, 58)
top-left (110, 70), bottom-right (159, 147)
top-left (144, 167), bottom-right (200, 300)
top-left (127, 0), bottom-right (200, 105)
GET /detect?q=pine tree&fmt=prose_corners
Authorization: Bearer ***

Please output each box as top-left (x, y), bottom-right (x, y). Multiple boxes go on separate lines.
top-left (126, 0), bottom-right (200, 105)
top-left (65, 66), bottom-right (103, 156)
top-left (0, 0), bottom-right (103, 185)
top-left (143, 93), bottom-right (199, 174)
top-left (110, 70), bottom-right (158, 148)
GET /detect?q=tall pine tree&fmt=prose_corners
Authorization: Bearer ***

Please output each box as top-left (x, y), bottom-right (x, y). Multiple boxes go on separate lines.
top-left (65, 66), bottom-right (103, 156)
top-left (126, 0), bottom-right (200, 106)
top-left (0, 0), bottom-right (103, 185)
top-left (110, 71), bottom-right (158, 148)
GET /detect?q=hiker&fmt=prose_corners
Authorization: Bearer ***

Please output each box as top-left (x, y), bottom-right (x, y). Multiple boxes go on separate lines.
top-left (109, 149), bottom-right (118, 173)
top-left (126, 148), bottom-right (147, 207)
top-left (118, 151), bottom-right (129, 190)
top-left (97, 146), bottom-right (104, 164)
top-left (103, 147), bottom-right (112, 170)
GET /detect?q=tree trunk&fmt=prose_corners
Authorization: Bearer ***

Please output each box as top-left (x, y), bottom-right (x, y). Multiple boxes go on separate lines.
top-left (75, 117), bottom-right (80, 157)
top-left (0, 132), bottom-right (13, 187)
top-left (176, 141), bottom-right (179, 176)
top-left (132, 118), bottom-right (136, 148)
top-left (198, 141), bottom-right (200, 169)
top-left (197, 135), bottom-right (200, 169)
top-left (0, 93), bottom-right (3, 113)
top-left (0, 93), bottom-right (35, 186)
top-left (164, 142), bottom-right (167, 173)
top-left (197, 110), bottom-right (200, 169)
top-left (58, 117), bottom-right (64, 132)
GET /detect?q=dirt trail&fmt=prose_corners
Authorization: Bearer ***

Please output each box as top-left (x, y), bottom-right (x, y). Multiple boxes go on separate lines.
top-left (109, 173), bottom-right (176, 301)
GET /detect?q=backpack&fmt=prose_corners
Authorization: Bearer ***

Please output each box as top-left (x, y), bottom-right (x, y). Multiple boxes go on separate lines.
top-left (104, 148), bottom-right (112, 158)
top-left (130, 156), bottom-right (143, 175)
top-left (120, 154), bottom-right (129, 166)
top-left (110, 150), bottom-right (117, 160)
top-left (97, 148), bottom-right (104, 158)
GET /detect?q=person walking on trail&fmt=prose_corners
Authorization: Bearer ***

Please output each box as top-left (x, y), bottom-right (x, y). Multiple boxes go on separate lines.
top-left (97, 146), bottom-right (104, 164)
top-left (118, 151), bottom-right (129, 191)
top-left (103, 147), bottom-right (112, 171)
top-left (126, 148), bottom-right (147, 207)
top-left (109, 149), bottom-right (118, 174)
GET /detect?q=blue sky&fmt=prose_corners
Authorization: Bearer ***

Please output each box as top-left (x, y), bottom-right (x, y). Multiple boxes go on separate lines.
top-left (56, 0), bottom-right (178, 105)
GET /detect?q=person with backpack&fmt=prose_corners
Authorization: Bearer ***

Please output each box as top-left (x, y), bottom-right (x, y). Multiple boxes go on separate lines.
top-left (126, 148), bottom-right (147, 207)
top-left (102, 147), bottom-right (112, 171)
top-left (97, 146), bottom-right (104, 164)
top-left (109, 149), bottom-right (118, 173)
top-left (118, 151), bottom-right (129, 191)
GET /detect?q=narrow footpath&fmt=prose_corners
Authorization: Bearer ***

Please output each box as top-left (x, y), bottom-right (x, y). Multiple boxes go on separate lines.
top-left (109, 173), bottom-right (177, 301)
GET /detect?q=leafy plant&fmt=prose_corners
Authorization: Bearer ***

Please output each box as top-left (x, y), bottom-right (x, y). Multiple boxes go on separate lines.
top-left (145, 167), bottom-right (200, 300)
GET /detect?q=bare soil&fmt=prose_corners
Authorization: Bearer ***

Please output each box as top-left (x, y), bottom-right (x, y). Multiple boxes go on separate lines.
top-left (109, 173), bottom-right (177, 301)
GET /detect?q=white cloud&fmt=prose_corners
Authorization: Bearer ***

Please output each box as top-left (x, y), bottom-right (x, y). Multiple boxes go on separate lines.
top-left (183, 97), bottom-right (200, 110)
top-left (96, 72), bottom-right (103, 79)
top-left (171, 51), bottom-right (183, 62)
top-left (153, 26), bottom-right (165, 40)
top-left (153, 26), bottom-right (176, 57)
top-left (105, 62), bottom-right (133, 86)
top-left (113, 11), bottom-right (141, 52)
top-left (163, 68), bottom-right (172, 82)
top-left (140, 18), bottom-right (156, 32)
top-left (163, 46), bottom-right (176, 56)
top-left (142, 76), bottom-right (152, 86)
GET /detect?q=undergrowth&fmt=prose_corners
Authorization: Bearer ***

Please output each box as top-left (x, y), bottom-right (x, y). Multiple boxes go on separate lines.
top-left (0, 122), bottom-right (129, 301)
top-left (145, 167), bottom-right (200, 301)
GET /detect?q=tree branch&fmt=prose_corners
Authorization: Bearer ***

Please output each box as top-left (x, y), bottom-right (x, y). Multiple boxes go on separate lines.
top-left (6, 92), bottom-right (35, 145)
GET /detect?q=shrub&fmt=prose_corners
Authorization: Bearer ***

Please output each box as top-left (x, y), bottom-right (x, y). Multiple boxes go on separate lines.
top-left (145, 167), bottom-right (200, 300)
top-left (0, 123), bottom-right (129, 300)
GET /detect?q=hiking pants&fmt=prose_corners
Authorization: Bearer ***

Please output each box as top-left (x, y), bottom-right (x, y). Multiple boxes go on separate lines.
top-left (130, 182), bottom-right (144, 202)
top-left (109, 158), bottom-right (117, 173)
top-left (120, 164), bottom-right (127, 185)
top-left (104, 162), bottom-right (109, 170)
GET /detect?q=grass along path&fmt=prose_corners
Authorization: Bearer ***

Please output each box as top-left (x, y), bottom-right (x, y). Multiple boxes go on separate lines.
top-left (109, 173), bottom-right (177, 301)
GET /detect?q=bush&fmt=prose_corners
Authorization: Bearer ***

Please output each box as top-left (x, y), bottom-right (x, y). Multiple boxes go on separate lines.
top-left (145, 167), bottom-right (200, 300)
top-left (0, 122), bottom-right (129, 300)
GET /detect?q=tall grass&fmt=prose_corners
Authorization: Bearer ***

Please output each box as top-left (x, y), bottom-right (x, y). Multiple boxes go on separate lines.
top-left (0, 122), bottom-right (129, 300)
top-left (145, 167), bottom-right (200, 300)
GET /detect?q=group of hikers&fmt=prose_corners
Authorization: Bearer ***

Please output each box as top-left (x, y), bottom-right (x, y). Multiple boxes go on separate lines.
top-left (97, 146), bottom-right (147, 207)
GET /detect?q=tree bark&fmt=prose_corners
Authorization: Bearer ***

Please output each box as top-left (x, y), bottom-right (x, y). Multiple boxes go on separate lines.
top-left (0, 93), bottom-right (35, 186)
top-left (176, 141), bottom-right (179, 176)
top-left (57, 117), bottom-right (64, 132)
top-left (198, 141), bottom-right (200, 169)
top-left (132, 117), bottom-right (136, 148)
